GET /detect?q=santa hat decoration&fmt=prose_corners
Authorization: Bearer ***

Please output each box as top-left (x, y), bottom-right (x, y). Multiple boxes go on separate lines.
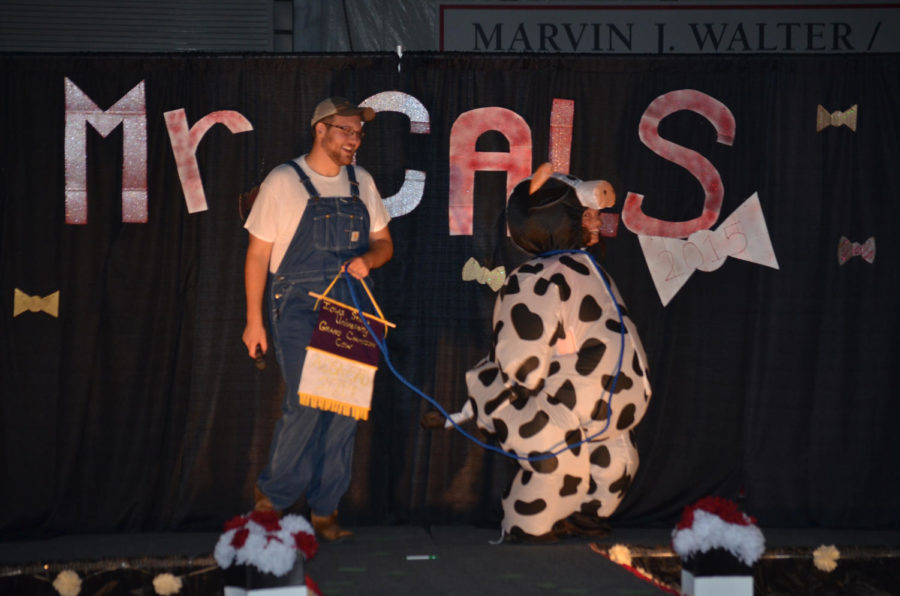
top-left (671, 497), bottom-right (765, 570)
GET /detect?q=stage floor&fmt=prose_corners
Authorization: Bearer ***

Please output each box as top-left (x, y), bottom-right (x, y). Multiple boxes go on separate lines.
top-left (1, 525), bottom-right (899, 595)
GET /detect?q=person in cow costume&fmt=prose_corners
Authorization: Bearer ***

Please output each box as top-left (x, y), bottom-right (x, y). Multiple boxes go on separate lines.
top-left (436, 163), bottom-right (652, 542)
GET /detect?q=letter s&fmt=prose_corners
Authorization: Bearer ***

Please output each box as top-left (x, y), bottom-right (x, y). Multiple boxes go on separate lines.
top-left (622, 90), bottom-right (735, 238)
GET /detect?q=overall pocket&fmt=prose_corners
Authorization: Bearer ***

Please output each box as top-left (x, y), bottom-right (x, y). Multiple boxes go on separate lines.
top-left (312, 198), bottom-right (367, 251)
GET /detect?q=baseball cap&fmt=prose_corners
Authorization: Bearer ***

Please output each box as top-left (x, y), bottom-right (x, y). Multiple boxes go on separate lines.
top-left (310, 97), bottom-right (376, 127)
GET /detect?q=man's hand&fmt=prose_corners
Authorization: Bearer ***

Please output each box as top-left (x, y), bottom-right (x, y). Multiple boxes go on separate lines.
top-left (343, 227), bottom-right (393, 280)
top-left (244, 233), bottom-right (273, 359)
top-left (242, 322), bottom-right (268, 358)
top-left (343, 255), bottom-right (371, 280)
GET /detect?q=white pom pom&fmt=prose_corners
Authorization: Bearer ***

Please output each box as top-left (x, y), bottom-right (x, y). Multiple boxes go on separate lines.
top-left (214, 528), bottom-right (238, 568)
top-left (52, 569), bottom-right (82, 596)
top-left (608, 544), bottom-right (633, 567)
top-left (258, 538), bottom-right (297, 576)
top-left (813, 544), bottom-right (840, 572)
top-left (152, 572), bottom-right (183, 595)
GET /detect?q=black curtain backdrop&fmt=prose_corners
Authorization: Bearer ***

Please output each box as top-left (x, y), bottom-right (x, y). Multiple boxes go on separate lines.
top-left (2, 53), bottom-right (898, 537)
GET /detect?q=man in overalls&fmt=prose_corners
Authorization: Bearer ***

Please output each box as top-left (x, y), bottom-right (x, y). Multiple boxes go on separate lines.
top-left (242, 97), bottom-right (393, 541)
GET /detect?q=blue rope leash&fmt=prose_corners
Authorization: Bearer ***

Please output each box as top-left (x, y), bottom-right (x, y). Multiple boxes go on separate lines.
top-left (342, 249), bottom-right (625, 462)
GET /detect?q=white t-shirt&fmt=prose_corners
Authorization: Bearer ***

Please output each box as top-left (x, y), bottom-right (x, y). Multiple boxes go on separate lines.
top-left (244, 155), bottom-right (390, 273)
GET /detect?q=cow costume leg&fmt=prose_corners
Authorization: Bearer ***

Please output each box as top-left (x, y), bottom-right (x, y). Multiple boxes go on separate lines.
top-left (496, 401), bottom-right (591, 538)
top-left (582, 432), bottom-right (639, 519)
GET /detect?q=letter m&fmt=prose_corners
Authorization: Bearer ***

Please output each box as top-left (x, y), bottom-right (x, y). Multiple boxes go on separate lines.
top-left (474, 23), bottom-right (502, 50)
top-left (64, 78), bottom-right (147, 224)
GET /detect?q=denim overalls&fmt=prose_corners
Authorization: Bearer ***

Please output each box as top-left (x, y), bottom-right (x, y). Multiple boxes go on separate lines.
top-left (258, 160), bottom-right (371, 515)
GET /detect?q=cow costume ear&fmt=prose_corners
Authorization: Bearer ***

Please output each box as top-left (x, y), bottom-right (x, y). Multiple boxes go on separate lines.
top-left (507, 163), bottom-right (617, 256)
top-left (529, 163), bottom-right (555, 195)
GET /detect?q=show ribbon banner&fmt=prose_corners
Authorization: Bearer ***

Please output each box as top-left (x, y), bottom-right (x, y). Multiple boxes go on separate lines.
top-left (298, 299), bottom-right (387, 421)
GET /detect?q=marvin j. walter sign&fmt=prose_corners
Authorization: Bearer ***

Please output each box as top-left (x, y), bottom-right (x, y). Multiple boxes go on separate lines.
top-left (439, 3), bottom-right (900, 53)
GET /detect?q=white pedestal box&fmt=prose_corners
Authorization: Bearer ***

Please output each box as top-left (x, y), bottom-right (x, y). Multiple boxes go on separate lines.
top-left (681, 570), bottom-right (753, 596)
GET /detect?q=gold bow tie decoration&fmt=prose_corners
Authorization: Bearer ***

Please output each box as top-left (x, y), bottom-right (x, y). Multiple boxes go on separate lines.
top-left (461, 257), bottom-right (506, 291)
top-left (13, 289), bottom-right (59, 318)
top-left (817, 104), bottom-right (857, 132)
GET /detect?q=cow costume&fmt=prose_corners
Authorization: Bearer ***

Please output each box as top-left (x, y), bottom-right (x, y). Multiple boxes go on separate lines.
top-left (447, 166), bottom-right (652, 540)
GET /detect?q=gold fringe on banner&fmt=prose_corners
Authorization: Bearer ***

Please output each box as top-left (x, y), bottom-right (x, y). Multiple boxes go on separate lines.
top-left (298, 393), bottom-right (370, 421)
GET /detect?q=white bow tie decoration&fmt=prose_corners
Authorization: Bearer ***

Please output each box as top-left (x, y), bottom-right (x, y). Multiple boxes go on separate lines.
top-left (637, 193), bottom-right (779, 306)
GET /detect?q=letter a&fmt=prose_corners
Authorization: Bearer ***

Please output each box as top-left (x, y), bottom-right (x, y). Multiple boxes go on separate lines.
top-left (448, 108), bottom-right (532, 235)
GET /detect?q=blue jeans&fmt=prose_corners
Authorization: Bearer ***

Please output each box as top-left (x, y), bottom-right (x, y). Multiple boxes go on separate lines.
top-left (257, 272), bottom-right (359, 515)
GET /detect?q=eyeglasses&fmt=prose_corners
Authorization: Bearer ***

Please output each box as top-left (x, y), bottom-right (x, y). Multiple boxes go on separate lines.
top-left (323, 123), bottom-right (365, 139)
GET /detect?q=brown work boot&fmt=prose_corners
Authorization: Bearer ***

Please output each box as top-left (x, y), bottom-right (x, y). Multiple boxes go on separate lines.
top-left (254, 486), bottom-right (279, 515)
top-left (311, 510), bottom-right (353, 542)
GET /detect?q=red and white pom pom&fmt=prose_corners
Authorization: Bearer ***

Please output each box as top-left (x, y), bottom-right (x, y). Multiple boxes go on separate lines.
top-left (671, 498), bottom-right (765, 567)
top-left (214, 512), bottom-right (319, 577)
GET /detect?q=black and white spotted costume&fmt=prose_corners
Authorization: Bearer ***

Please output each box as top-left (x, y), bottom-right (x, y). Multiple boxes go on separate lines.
top-left (451, 173), bottom-right (652, 538)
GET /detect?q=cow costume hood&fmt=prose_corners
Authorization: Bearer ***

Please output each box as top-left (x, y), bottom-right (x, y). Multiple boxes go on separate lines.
top-left (506, 172), bottom-right (610, 256)
top-left (506, 176), bottom-right (584, 255)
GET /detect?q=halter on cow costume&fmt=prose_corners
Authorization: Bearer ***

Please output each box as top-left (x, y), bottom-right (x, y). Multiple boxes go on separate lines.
top-left (448, 165), bottom-right (652, 541)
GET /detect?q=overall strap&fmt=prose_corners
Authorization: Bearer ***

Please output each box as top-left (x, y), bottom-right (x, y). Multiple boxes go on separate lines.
top-left (283, 160), bottom-right (319, 199)
top-left (346, 164), bottom-right (360, 200)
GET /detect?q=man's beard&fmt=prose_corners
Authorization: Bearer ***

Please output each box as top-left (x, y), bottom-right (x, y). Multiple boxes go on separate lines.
top-left (326, 144), bottom-right (355, 166)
